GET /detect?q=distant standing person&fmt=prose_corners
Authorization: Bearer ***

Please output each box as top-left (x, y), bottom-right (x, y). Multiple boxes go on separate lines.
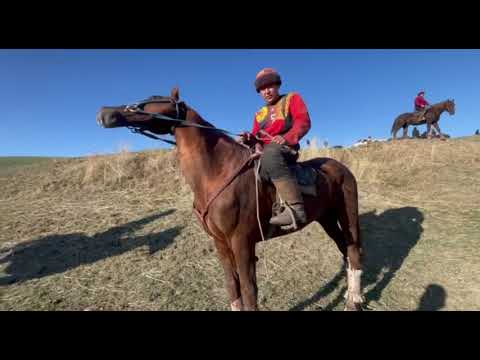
top-left (412, 127), bottom-right (420, 138)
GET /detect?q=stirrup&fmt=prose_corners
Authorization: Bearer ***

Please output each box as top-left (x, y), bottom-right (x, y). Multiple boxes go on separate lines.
top-left (274, 204), bottom-right (298, 231)
top-left (283, 204), bottom-right (298, 231)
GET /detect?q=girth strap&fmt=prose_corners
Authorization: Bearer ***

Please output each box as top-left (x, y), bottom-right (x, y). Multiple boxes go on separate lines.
top-left (193, 152), bottom-right (261, 237)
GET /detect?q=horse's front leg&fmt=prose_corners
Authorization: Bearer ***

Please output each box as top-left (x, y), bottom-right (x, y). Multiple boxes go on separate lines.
top-left (433, 122), bottom-right (445, 139)
top-left (426, 121), bottom-right (433, 139)
top-left (232, 235), bottom-right (258, 311)
top-left (213, 237), bottom-right (243, 311)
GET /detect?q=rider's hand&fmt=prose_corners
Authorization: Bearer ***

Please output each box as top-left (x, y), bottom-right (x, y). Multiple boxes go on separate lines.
top-left (237, 131), bottom-right (253, 143)
top-left (272, 135), bottom-right (287, 145)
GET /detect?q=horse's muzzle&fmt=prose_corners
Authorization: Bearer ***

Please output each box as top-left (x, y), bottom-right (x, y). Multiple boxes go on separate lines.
top-left (96, 107), bottom-right (124, 128)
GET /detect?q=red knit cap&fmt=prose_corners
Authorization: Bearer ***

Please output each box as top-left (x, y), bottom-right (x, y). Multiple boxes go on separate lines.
top-left (254, 68), bottom-right (282, 92)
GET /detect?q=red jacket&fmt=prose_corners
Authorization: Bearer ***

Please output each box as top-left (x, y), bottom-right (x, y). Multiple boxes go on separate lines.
top-left (251, 92), bottom-right (311, 146)
top-left (414, 95), bottom-right (430, 110)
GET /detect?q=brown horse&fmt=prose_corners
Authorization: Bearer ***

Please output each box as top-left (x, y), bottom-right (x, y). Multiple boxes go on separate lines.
top-left (96, 87), bottom-right (364, 311)
top-left (391, 99), bottom-right (455, 140)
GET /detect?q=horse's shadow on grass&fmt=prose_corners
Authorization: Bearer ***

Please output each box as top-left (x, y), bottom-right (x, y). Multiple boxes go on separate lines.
top-left (0, 209), bottom-right (183, 285)
top-left (291, 206), bottom-right (424, 311)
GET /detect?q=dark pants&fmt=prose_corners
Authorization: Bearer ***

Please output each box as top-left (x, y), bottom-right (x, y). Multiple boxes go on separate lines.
top-left (260, 143), bottom-right (299, 181)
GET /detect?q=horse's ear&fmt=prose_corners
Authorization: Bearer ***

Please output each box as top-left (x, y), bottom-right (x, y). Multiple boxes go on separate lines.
top-left (171, 87), bottom-right (180, 101)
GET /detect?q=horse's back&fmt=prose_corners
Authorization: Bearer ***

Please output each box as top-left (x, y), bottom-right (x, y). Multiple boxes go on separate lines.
top-left (300, 156), bottom-right (356, 185)
top-left (396, 112), bottom-right (415, 121)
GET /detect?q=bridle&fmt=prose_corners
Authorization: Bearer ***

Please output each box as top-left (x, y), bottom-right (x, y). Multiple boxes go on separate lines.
top-left (125, 97), bottom-right (185, 122)
top-left (124, 96), bottom-right (245, 146)
top-left (123, 97), bottom-right (186, 145)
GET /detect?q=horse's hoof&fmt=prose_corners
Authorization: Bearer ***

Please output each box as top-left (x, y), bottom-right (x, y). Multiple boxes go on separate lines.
top-left (230, 298), bottom-right (243, 311)
top-left (344, 302), bottom-right (363, 311)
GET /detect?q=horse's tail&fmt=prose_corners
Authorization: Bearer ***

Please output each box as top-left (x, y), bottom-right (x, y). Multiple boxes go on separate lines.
top-left (390, 117), bottom-right (399, 135)
top-left (391, 115), bottom-right (404, 135)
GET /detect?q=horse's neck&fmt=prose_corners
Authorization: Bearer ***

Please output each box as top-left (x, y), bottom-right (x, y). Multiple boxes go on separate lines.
top-left (431, 101), bottom-right (447, 114)
top-left (174, 107), bottom-right (248, 200)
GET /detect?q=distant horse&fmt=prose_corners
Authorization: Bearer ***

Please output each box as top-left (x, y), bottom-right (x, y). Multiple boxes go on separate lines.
top-left (391, 99), bottom-right (455, 140)
top-left (96, 87), bottom-right (364, 311)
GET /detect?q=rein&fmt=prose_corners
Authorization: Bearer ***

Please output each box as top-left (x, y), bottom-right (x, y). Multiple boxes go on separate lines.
top-left (127, 127), bottom-right (177, 145)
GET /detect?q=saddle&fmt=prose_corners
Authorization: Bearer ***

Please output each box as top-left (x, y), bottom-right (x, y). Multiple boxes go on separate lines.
top-left (233, 141), bottom-right (319, 230)
top-left (414, 107), bottom-right (429, 122)
top-left (250, 143), bottom-right (319, 197)
top-left (271, 163), bottom-right (318, 231)
top-left (288, 163), bottom-right (318, 196)
top-left (251, 145), bottom-right (319, 231)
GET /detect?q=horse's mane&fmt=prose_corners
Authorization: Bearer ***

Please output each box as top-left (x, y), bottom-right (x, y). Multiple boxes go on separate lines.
top-left (143, 95), bottom-right (252, 157)
top-left (185, 104), bottom-right (252, 157)
top-left (432, 100), bottom-right (449, 107)
top-left (147, 95), bottom-right (168, 101)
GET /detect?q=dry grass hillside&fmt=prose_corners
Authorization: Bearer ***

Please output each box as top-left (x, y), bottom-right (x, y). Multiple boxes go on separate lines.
top-left (0, 136), bottom-right (479, 311)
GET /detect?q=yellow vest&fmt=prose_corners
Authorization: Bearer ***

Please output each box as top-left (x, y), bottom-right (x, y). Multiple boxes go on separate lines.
top-left (255, 93), bottom-right (295, 132)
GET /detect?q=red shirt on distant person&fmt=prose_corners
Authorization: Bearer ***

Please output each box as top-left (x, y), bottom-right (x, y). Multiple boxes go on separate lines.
top-left (414, 91), bottom-right (430, 110)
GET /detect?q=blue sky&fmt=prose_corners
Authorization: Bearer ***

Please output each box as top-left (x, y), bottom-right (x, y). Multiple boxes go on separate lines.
top-left (1, 49), bottom-right (478, 157)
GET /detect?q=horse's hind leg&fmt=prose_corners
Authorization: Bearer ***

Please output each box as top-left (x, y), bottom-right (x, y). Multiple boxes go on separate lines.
top-left (392, 119), bottom-right (402, 140)
top-left (338, 181), bottom-right (364, 311)
top-left (318, 213), bottom-right (348, 262)
top-left (391, 124), bottom-right (397, 140)
top-left (402, 124), bottom-right (409, 139)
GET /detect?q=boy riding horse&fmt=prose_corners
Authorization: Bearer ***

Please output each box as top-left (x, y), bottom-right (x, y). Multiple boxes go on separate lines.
top-left (239, 68), bottom-right (311, 228)
top-left (414, 90), bottom-right (431, 121)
